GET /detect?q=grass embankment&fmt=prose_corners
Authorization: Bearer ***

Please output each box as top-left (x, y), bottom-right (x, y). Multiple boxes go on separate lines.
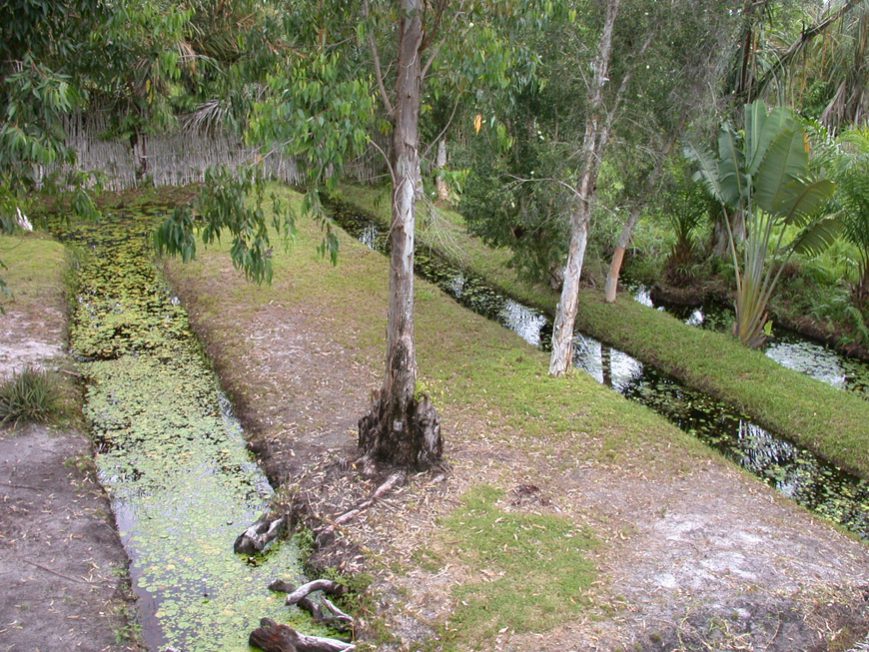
top-left (338, 184), bottom-right (869, 480)
top-left (164, 186), bottom-right (721, 648)
top-left (1, 232), bottom-right (67, 310)
top-left (0, 233), bottom-right (77, 427)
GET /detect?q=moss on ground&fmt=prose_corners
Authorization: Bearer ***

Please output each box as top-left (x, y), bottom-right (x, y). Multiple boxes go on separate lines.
top-left (338, 184), bottom-right (869, 480)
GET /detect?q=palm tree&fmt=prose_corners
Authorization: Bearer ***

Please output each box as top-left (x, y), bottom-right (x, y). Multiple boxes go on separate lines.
top-left (686, 100), bottom-right (838, 348)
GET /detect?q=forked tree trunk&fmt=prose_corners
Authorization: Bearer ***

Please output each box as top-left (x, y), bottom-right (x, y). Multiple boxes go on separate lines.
top-left (358, 0), bottom-right (442, 469)
top-left (549, 0), bottom-right (620, 376)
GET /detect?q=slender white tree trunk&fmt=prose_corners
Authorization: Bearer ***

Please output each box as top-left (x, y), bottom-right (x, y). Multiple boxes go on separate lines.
top-left (435, 138), bottom-right (449, 202)
top-left (549, 202), bottom-right (590, 375)
top-left (549, 0), bottom-right (620, 376)
top-left (603, 140), bottom-right (672, 303)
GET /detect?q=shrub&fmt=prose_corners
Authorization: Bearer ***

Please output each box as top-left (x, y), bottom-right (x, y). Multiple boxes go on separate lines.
top-left (0, 367), bottom-right (61, 426)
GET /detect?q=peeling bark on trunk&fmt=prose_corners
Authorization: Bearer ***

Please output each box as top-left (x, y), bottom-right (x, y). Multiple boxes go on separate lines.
top-left (549, 205), bottom-right (590, 376)
top-left (358, 0), bottom-right (442, 469)
top-left (435, 138), bottom-right (449, 202)
top-left (604, 207), bottom-right (639, 303)
top-left (549, 0), bottom-right (620, 377)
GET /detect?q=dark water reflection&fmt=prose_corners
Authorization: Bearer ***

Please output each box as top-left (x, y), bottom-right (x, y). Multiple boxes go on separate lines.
top-left (628, 284), bottom-right (869, 399)
top-left (330, 203), bottom-right (868, 540)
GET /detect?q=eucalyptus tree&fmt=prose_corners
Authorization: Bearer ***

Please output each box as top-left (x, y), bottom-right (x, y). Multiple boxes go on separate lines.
top-left (601, 1), bottom-right (734, 302)
top-left (158, 0), bottom-right (529, 469)
top-left (548, 0), bottom-right (734, 375)
top-left (686, 100), bottom-right (838, 348)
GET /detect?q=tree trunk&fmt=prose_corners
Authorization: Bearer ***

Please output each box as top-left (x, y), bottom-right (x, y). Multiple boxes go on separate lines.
top-left (358, 0), bottom-right (442, 469)
top-left (712, 210), bottom-right (746, 257)
top-left (435, 138), bottom-right (449, 202)
top-left (604, 206), bottom-right (640, 302)
top-left (549, 202), bottom-right (590, 376)
top-left (549, 0), bottom-right (620, 377)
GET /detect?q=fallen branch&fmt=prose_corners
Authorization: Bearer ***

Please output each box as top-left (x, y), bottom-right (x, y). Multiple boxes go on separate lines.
top-left (249, 618), bottom-right (355, 652)
top-left (234, 515), bottom-right (285, 555)
top-left (269, 578), bottom-right (347, 606)
top-left (328, 471), bottom-right (406, 532)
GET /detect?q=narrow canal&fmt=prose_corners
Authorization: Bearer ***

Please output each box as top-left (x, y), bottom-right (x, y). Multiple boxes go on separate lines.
top-left (629, 284), bottom-right (869, 399)
top-left (47, 209), bottom-right (313, 651)
top-left (329, 201), bottom-right (868, 540)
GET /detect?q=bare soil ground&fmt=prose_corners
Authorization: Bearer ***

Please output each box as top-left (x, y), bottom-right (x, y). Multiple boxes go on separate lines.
top-left (0, 243), bottom-right (140, 652)
top-left (168, 250), bottom-right (869, 652)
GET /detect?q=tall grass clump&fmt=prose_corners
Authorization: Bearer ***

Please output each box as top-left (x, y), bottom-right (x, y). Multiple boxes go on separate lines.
top-left (0, 367), bottom-right (62, 426)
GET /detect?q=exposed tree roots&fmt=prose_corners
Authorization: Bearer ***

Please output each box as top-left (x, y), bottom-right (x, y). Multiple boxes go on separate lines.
top-left (249, 618), bottom-right (355, 652)
top-left (269, 579), bottom-right (353, 631)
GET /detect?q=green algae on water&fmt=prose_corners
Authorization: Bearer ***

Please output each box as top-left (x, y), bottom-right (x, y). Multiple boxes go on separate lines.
top-left (50, 210), bottom-right (319, 651)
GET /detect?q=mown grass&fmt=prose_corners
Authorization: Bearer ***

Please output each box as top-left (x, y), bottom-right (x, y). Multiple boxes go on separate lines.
top-left (435, 485), bottom-right (596, 650)
top-left (338, 184), bottom-right (869, 480)
top-left (1, 232), bottom-right (68, 310)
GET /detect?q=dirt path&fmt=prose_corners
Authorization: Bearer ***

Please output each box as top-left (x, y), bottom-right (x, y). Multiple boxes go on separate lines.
top-left (0, 236), bottom-right (139, 652)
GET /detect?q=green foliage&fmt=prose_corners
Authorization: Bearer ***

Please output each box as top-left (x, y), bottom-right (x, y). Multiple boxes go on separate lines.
top-left (663, 179), bottom-right (709, 285)
top-left (828, 127), bottom-right (869, 304)
top-left (341, 184), bottom-right (869, 478)
top-left (155, 166), bottom-right (296, 284)
top-left (0, 367), bottom-right (61, 427)
top-left (686, 100), bottom-right (837, 347)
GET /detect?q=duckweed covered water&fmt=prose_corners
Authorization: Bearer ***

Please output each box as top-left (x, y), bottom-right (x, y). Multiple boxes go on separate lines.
top-left (330, 203), bottom-right (868, 540)
top-left (48, 211), bottom-right (313, 651)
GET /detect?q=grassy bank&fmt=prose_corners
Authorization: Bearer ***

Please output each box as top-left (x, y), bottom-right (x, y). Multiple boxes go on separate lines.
top-left (1, 233), bottom-right (67, 311)
top-left (338, 184), bottom-right (869, 480)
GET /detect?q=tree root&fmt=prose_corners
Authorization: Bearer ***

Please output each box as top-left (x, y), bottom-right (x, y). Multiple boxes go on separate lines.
top-left (234, 514), bottom-right (285, 555)
top-left (249, 617), bottom-right (356, 652)
top-left (268, 579), bottom-right (353, 632)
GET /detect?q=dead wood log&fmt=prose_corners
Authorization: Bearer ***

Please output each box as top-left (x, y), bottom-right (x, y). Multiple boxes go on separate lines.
top-left (269, 578), bottom-right (347, 606)
top-left (249, 618), bottom-right (355, 652)
top-left (268, 579), bottom-right (353, 631)
top-left (234, 514), bottom-right (285, 554)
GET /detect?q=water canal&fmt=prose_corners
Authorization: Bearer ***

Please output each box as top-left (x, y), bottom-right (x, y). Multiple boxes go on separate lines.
top-left (47, 209), bottom-right (313, 651)
top-left (329, 201), bottom-right (868, 540)
top-left (629, 284), bottom-right (869, 399)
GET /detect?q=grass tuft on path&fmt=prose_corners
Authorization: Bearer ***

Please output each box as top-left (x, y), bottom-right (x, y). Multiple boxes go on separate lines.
top-left (338, 184), bottom-right (869, 479)
top-left (437, 485), bottom-right (596, 650)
